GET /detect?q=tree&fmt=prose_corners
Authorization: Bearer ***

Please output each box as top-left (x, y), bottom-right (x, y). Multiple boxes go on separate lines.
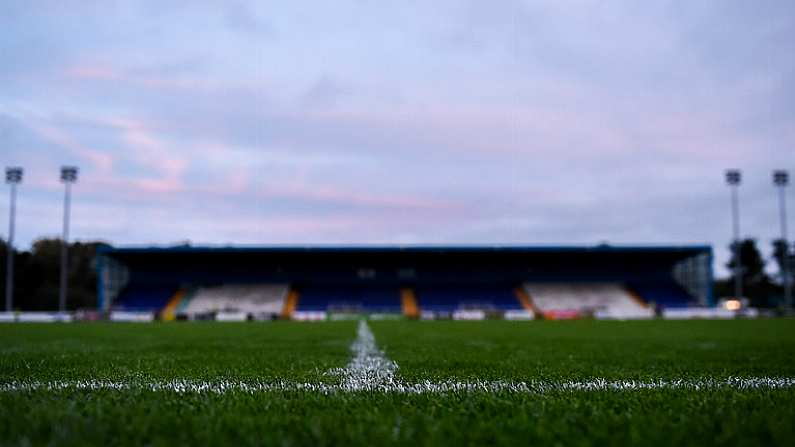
top-left (724, 238), bottom-right (778, 307)
top-left (0, 238), bottom-right (108, 311)
top-left (772, 239), bottom-right (794, 285)
top-left (726, 239), bottom-right (767, 284)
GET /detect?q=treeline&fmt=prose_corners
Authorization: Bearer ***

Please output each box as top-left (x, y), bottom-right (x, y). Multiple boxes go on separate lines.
top-left (0, 239), bottom-right (108, 311)
top-left (716, 238), bottom-right (794, 308)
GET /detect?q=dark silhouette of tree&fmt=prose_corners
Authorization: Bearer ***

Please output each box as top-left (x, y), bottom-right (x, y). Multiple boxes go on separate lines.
top-left (772, 239), bottom-right (794, 285)
top-left (723, 238), bottom-right (778, 306)
top-left (0, 238), bottom-right (109, 311)
top-left (726, 239), bottom-right (768, 284)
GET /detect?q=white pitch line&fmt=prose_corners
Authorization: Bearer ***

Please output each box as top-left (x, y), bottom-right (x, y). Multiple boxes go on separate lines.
top-left (1, 377), bottom-right (794, 394)
top-left (2, 320), bottom-right (795, 394)
top-left (327, 319), bottom-right (399, 391)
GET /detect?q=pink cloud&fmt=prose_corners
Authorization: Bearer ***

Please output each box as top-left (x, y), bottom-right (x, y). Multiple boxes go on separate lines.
top-left (108, 118), bottom-right (189, 191)
top-left (31, 124), bottom-right (114, 174)
top-left (63, 63), bottom-right (239, 91)
top-left (65, 65), bottom-right (122, 81)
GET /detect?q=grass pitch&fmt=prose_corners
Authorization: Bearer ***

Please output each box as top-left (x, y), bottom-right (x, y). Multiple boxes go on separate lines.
top-left (1, 319), bottom-right (794, 446)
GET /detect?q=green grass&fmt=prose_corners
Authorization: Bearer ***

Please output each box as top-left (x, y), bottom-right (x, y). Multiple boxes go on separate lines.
top-left (374, 319), bottom-right (795, 381)
top-left (0, 321), bottom-right (354, 382)
top-left (1, 319), bottom-right (794, 446)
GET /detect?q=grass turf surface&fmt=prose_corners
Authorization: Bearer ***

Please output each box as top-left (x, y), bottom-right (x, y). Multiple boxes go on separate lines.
top-left (1, 319), bottom-right (794, 446)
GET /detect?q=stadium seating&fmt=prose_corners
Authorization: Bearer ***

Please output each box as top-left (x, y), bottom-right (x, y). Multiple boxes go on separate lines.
top-left (114, 284), bottom-right (179, 311)
top-left (628, 281), bottom-right (694, 308)
top-left (295, 285), bottom-right (401, 313)
top-left (414, 284), bottom-right (523, 312)
top-left (113, 280), bottom-right (688, 319)
top-left (179, 284), bottom-right (288, 317)
top-left (522, 283), bottom-right (653, 319)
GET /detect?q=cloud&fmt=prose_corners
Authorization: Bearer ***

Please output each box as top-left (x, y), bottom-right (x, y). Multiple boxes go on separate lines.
top-left (302, 76), bottom-right (352, 108)
top-left (223, 0), bottom-right (274, 36)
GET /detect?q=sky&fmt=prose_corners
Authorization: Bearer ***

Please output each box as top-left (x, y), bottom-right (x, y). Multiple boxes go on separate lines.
top-left (0, 0), bottom-right (793, 276)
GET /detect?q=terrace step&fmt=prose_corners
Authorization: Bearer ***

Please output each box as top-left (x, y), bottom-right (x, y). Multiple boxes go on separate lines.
top-left (160, 288), bottom-right (187, 321)
top-left (281, 289), bottom-right (300, 319)
top-left (401, 288), bottom-right (419, 318)
top-left (513, 287), bottom-right (541, 315)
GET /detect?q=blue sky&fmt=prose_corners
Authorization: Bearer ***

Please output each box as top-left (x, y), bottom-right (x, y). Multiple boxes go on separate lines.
top-left (1, 1), bottom-right (793, 276)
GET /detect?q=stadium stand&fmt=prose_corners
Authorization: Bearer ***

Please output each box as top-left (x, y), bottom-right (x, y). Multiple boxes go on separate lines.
top-left (295, 285), bottom-right (401, 313)
top-left (415, 284), bottom-right (523, 312)
top-left (523, 283), bottom-right (653, 319)
top-left (179, 284), bottom-right (288, 317)
top-left (98, 245), bottom-right (713, 320)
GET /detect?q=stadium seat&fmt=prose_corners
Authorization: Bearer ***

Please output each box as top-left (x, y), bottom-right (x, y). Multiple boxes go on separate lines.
top-left (114, 284), bottom-right (179, 312)
top-left (180, 284), bottom-right (289, 317)
top-left (414, 284), bottom-right (523, 312)
top-left (522, 283), bottom-right (653, 319)
top-left (295, 285), bottom-right (401, 313)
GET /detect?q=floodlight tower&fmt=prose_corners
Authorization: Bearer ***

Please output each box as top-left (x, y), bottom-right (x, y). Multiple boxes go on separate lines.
top-left (59, 166), bottom-right (78, 313)
top-left (726, 169), bottom-right (743, 300)
top-left (773, 170), bottom-right (791, 309)
top-left (5, 167), bottom-right (23, 312)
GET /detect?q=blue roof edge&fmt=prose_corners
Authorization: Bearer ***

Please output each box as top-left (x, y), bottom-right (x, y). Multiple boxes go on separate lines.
top-left (97, 243), bottom-right (712, 255)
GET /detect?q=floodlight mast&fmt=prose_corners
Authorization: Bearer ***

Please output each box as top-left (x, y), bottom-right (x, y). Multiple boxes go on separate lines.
top-left (5, 167), bottom-right (23, 312)
top-left (59, 166), bottom-right (78, 313)
top-left (773, 170), bottom-right (791, 310)
top-left (726, 170), bottom-right (742, 300)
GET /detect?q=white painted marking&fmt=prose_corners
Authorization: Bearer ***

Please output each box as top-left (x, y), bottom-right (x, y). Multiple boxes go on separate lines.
top-left (1, 377), bottom-right (794, 394)
top-left (327, 319), bottom-right (399, 391)
top-left (2, 320), bottom-right (794, 394)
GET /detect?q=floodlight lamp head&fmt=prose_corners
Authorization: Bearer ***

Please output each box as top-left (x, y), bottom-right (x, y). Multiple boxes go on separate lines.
top-left (60, 166), bottom-right (78, 183)
top-left (773, 170), bottom-right (789, 186)
top-left (5, 167), bottom-right (23, 184)
top-left (725, 169), bottom-right (741, 185)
